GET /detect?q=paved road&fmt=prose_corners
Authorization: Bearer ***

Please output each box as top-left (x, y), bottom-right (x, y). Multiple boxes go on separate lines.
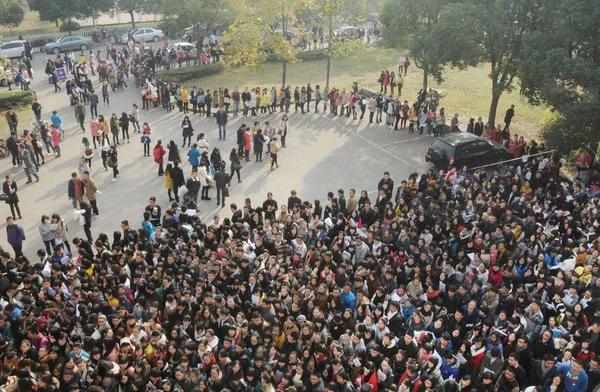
top-left (0, 50), bottom-right (432, 260)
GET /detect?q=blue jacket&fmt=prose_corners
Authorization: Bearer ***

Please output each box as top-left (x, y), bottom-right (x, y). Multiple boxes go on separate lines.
top-left (6, 224), bottom-right (24, 247)
top-left (342, 290), bottom-right (356, 309)
top-left (187, 148), bottom-right (201, 166)
top-left (51, 113), bottom-right (62, 129)
top-left (557, 364), bottom-right (588, 392)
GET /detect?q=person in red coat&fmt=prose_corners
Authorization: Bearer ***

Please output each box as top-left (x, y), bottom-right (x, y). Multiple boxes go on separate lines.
top-left (153, 140), bottom-right (166, 176)
top-left (243, 129), bottom-right (252, 161)
top-left (490, 125), bottom-right (503, 143)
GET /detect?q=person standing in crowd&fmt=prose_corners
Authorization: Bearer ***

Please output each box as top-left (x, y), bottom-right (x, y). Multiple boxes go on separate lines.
top-left (216, 106), bottom-right (228, 140)
top-left (90, 116), bottom-right (101, 149)
top-left (110, 113), bottom-right (120, 145)
top-left (153, 139), bottom-right (166, 176)
top-left (68, 172), bottom-right (85, 208)
top-left (51, 110), bottom-right (63, 137)
top-left (181, 115), bottom-right (193, 148)
top-left (278, 114), bottom-right (289, 148)
top-left (185, 170), bottom-right (201, 203)
top-left (142, 122), bottom-right (152, 156)
top-left (38, 214), bottom-right (56, 254)
top-left (32, 98), bottom-right (42, 121)
top-left (79, 201), bottom-right (93, 242)
top-left (6, 216), bottom-right (25, 257)
top-left (5, 107), bottom-right (18, 133)
top-left (18, 144), bottom-right (40, 184)
top-left (119, 112), bottom-right (130, 143)
top-left (130, 103), bottom-right (141, 133)
top-left (229, 148), bottom-right (242, 185)
top-left (107, 145), bottom-right (119, 182)
top-left (3, 175), bottom-right (21, 220)
top-left (6, 132), bottom-right (20, 167)
top-left (88, 89), bottom-right (99, 117)
top-left (170, 161), bottom-right (185, 202)
top-left (102, 80), bottom-right (110, 107)
top-left (504, 104), bottom-right (515, 132)
top-left (168, 139), bottom-right (181, 163)
top-left (83, 171), bottom-right (99, 217)
top-left (214, 164), bottom-right (229, 207)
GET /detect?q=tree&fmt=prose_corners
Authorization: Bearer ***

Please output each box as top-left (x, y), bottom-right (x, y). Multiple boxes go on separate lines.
top-left (223, 0), bottom-right (307, 86)
top-left (28, 0), bottom-right (111, 24)
top-left (0, 0), bottom-right (24, 34)
top-left (310, 0), bottom-right (366, 89)
top-left (115, 0), bottom-right (155, 29)
top-left (160, 0), bottom-right (235, 39)
top-left (433, 0), bottom-right (537, 127)
top-left (519, 0), bottom-right (600, 154)
top-left (380, 0), bottom-right (453, 91)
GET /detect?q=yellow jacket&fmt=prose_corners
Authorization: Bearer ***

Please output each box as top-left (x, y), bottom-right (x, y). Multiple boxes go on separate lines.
top-left (181, 89), bottom-right (189, 103)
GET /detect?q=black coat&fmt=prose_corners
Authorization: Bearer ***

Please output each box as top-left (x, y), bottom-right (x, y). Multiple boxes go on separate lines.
top-left (170, 166), bottom-right (185, 187)
top-left (253, 134), bottom-right (265, 154)
top-left (2, 181), bottom-right (18, 203)
top-left (168, 144), bottom-right (181, 162)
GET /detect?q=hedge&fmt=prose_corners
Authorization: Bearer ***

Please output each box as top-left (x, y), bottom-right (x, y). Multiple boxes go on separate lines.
top-left (60, 21), bottom-right (82, 33)
top-left (0, 90), bottom-right (36, 112)
top-left (158, 63), bottom-right (224, 82)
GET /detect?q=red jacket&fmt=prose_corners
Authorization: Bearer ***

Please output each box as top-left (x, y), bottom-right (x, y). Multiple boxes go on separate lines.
top-left (244, 132), bottom-right (251, 151)
top-left (153, 145), bottom-right (166, 164)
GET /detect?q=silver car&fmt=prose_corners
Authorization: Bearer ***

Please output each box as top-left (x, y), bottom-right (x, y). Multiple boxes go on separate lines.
top-left (0, 40), bottom-right (27, 58)
top-left (120, 28), bottom-right (164, 43)
top-left (43, 36), bottom-right (93, 54)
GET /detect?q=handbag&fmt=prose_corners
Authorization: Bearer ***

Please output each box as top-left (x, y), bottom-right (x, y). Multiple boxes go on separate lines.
top-left (234, 162), bottom-right (243, 170)
top-left (0, 193), bottom-right (9, 202)
top-left (224, 97), bottom-right (231, 104)
top-left (211, 107), bottom-right (218, 114)
top-left (225, 187), bottom-right (230, 197)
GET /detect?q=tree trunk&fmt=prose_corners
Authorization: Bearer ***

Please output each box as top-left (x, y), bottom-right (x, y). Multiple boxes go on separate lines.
top-left (422, 65), bottom-right (428, 91)
top-left (488, 86), bottom-right (501, 129)
top-left (55, 20), bottom-right (59, 27)
top-left (129, 11), bottom-right (136, 29)
top-left (282, 61), bottom-right (287, 86)
top-left (326, 57), bottom-right (331, 90)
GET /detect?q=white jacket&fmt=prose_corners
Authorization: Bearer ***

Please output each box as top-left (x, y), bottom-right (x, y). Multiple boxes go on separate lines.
top-left (197, 139), bottom-right (209, 154)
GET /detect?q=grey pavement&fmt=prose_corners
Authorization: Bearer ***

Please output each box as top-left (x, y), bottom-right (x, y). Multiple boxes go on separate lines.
top-left (0, 49), bottom-right (431, 261)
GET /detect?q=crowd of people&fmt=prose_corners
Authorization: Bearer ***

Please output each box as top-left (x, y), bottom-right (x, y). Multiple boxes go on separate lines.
top-left (3, 29), bottom-right (600, 392)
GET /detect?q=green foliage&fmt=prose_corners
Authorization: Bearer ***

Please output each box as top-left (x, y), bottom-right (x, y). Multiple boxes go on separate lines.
top-left (0, 0), bottom-right (24, 32)
top-left (59, 21), bottom-right (81, 32)
top-left (519, 0), bottom-right (600, 155)
top-left (158, 63), bottom-right (223, 82)
top-left (28, 0), bottom-right (112, 23)
top-left (115, 0), bottom-right (156, 28)
top-left (0, 90), bottom-right (35, 111)
top-left (160, 0), bottom-right (234, 39)
top-left (380, 0), bottom-right (451, 90)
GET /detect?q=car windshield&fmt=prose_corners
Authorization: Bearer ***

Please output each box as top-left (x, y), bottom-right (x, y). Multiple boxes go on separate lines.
top-left (430, 139), bottom-right (455, 156)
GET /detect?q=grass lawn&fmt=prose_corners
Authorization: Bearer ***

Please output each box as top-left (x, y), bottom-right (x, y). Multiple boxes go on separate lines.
top-left (0, 104), bottom-right (35, 139)
top-left (187, 46), bottom-right (547, 140)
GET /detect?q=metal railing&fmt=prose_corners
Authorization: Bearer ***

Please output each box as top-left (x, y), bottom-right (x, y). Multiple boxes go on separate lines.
top-left (468, 148), bottom-right (557, 172)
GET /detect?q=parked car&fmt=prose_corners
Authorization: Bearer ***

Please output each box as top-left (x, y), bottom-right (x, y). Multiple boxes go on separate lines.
top-left (120, 28), bottom-right (164, 43)
top-left (0, 40), bottom-right (27, 58)
top-left (425, 133), bottom-right (513, 170)
top-left (43, 36), bottom-right (93, 54)
top-left (169, 42), bottom-right (196, 52)
top-left (334, 26), bottom-right (359, 37)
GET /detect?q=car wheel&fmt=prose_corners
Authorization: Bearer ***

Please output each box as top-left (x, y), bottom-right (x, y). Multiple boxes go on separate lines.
top-left (52, 47), bottom-right (60, 54)
top-left (153, 35), bottom-right (159, 42)
top-left (80, 44), bottom-right (88, 51)
top-left (21, 51), bottom-right (25, 58)
top-left (0, 79), bottom-right (7, 87)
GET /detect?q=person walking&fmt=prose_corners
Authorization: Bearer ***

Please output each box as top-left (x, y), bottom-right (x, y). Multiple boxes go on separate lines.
top-left (243, 127), bottom-right (252, 161)
top-left (130, 103), bottom-right (141, 133)
top-left (153, 140), bottom-right (166, 175)
top-left (504, 104), bottom-right (515, 132)
top-left (5, 108), bottom-right (18, 134)
top-left (51, 213), bottom-right (71, 254)
top-left (3, 175), bottom-right (21, 220)
top-left (107, 145), bottom-right (119, 182)
top-left (6, 216), bottom-right (25, 258)
top-left (165, 163), bottom-right (175, 201)
top-left (38, 215), bottom-right (56, 255)
top-left (79, 201), bottom-right (93, 243)
top-left (18, 144), bottom-right (40, 184)
top-left (89, 89), bottom-right (99, 117)
top-left (80, 137), bottom-right (93, 169)
top-left (214, 164), bottom-right (229, 207)
top-left (277, 115), bottom-right (289, 148)
top-left (216, 106), bottom-right (228, 140)
top-left (51, 110), bottom-right (64, 137)
top-left (68, 172), bottom-right (85, 209)
top-left (142, 122), bottom-right (152, 156)
top-left (6, 132), bottom-right (20, 168)
top-left (83, 171), bottom-right (99, 216)
top-left (229, 148), bottom-right (242, 185)
top-left (90, 116), bottom-right (101, 149)
top-left (98, 114), bottom-right (110, 145)
top-left (270, 136), bottom-right (281, 170)
top-left (170, 162), bottom-right (185, 202)
top-left (51, 125), bottom-right (62, 157)
top-left (181, 116), bottom-right (193, 148)
top-left (102, 80), bottom-right (110, 107)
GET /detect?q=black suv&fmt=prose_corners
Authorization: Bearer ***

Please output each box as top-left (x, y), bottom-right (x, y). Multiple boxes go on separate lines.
top-left (425, 133), bottom-right (513, 170)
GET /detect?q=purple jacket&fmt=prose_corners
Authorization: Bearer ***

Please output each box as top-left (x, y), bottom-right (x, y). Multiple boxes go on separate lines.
top-left (6, 224), bottom-right (24, 247)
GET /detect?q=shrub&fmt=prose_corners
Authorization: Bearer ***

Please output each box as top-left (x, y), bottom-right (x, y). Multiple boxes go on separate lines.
top-left (267, 49), bottom-right (329, 63)
top-left (0, 90), bottom-right (36, 112)
top-left (29, 38), bottom-right (54, 47)
top-left (158, 63), bottom-right (224, 82)
top-left (60, 21), bottom-right (81, 33)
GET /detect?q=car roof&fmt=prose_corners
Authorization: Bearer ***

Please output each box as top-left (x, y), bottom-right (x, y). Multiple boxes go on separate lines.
top-left (2, 40), bottom-right (26, 44)
top-left (437, 132), bottom-right (483, 146)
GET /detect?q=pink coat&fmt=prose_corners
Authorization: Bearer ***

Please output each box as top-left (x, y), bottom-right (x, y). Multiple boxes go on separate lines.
top-left (51, 129), bottom-right (61, 146)
top-left (90, 119), bottom-right (101, 137)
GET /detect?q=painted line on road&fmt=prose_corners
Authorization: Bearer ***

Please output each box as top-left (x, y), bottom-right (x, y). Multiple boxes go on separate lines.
top-left (320, 116), bottom-right (422, 171)
top-left (378, 135), bottom-right (427, 147)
